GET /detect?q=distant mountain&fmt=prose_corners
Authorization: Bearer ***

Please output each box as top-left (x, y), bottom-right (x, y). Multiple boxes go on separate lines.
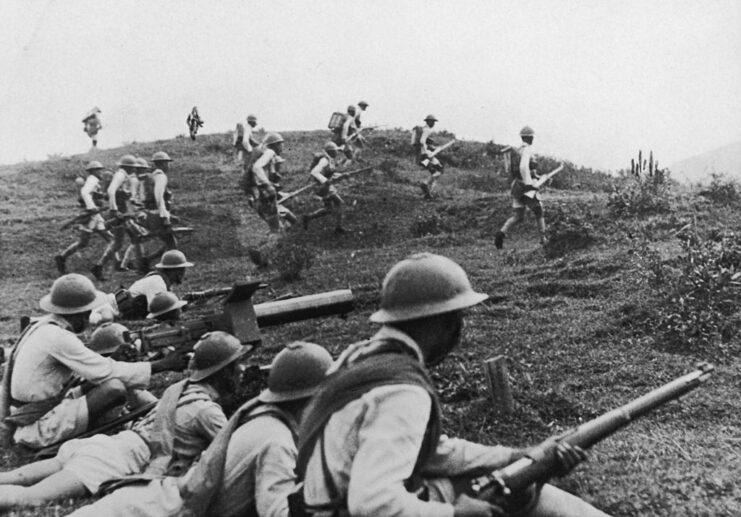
top-left (671, 141), bottom-right (741, 183)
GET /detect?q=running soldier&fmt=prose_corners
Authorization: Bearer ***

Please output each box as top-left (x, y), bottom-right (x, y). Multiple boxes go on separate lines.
top-left (242, 132), bottom-right (285, 234)
top-left (91, 154), bottom-right (146, 280)
top-left (141, 151), bottom-right (177, 267)
top-left (54, 161), bottom-right (113, 274)
top-left (291, 253), bottom-right (611, 516)
top-left (331, 105), bottom-right (358, 163)
top-left (235, 114), bottom-right (260, 168)
top-left (186, 107), bottom-right (204, 141)
top-left (0, 332), bottom-right (245, 510)
top-left (0, 274), bottom-right (188, 450)
top-left (82, 108), bottom-right (102, 148)
top-left (495, 126), bottom-right (546, 249)
top-left (415, 114), bottom-right (445, 200)
top-left (302, 141), bottom-right (348, 234)
top-left (352, 100), bottom-right (369, 162)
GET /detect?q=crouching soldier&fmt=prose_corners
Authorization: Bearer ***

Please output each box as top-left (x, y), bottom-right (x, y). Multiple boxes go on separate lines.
top-left (0, 331), bottom-right (246, 510)
top-left (66, 340), bottom-right (332, 517)
top-left (291, 253), bottom-right (612, 516)
top-left (302, 141), bottom-right (348, 234)
top-left (0, 274), bottom-right (188, 450)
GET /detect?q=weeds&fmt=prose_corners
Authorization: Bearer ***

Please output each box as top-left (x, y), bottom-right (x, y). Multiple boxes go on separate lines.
top-left (409, 213), bottom-right (451, 237)
top-left (697, 173), bottom-right (741, 206)
top-left (270, 241), bottom-right (315, 281)
top-left (544, 205), bottom-right (597, 258)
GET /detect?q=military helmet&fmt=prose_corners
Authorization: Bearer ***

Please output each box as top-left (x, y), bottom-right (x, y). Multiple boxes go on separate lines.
top-left (147, 291), bottom-right (187, 319)
top-left (117, 154), bottom-right (138, 168)
top-left (135, 157), bottom-right (150, 169)
top-left (151, 151), bottom-right (172, 163)
top-left (85, 160), bottom-right (104, 171)
top-left (247, 114), bottom-right (258, 123)
top-left (263, 133), bottom-right (284, 146)
top-left (188, 331), bottom-right (252, 382)
top-left (424, 114), bottom-right (438, 122)
top-left (358, 100), bottom-right (369, 108)
top-left (520, 126), bottom-right (535, 137)
top-left (154, 250), bottom-right (194, 269)
top-left (89, 322), bottom-right (130, 355)
top-left (323, 141), bottom-right (340, 153)
top-left (258, 342), bottom-right (333, 403)
top-left (370, 253), bottom-right (488, 323)
top-left (40, 273), bottom-right (108, 315)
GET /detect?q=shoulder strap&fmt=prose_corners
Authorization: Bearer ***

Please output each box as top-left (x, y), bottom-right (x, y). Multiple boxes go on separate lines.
top-left (145, 379), bottom-right (189, 475)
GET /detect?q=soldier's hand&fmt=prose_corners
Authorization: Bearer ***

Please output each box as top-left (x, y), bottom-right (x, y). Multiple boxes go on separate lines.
top-left (161, 215), bottom-right (172, 227)
top-left (151, 347), bottom-right (190, 373)
top-left (553, 442), bottom-right (587, 476)
top-left (453, 494), bottom-right (505, 517)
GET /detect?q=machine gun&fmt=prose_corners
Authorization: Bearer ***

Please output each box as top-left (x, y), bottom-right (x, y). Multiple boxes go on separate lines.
top-left (464, 363), bottom-right (714, 510)
top-left (183, 283), bottom-right (268, 302)
top-left (128, 282), bottom-right (354, 358)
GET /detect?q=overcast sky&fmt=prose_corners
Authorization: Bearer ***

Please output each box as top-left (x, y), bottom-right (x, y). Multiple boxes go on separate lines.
top-left (1, 0), bottom-right (739, 170)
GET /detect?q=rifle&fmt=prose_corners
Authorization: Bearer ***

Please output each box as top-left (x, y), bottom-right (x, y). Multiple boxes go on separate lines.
top-left (425, 139), bottom-right (457, 160)
top-left (278, 184), bottom-right (314, 205)
top-left (183, 283), bottom-right (268, 302)
top-left (331, 166), bottom-right (373, 183)
top-left (129, 284), bottom-right (354, 358)
top-left (522, 164), bottom-right (564, 200)
top-left (466, 363), bottom-right (714, 506)
top-left (60, 210), bottom-right (96, 230)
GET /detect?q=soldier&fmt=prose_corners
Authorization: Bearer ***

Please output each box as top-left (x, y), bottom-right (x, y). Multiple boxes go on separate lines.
top-left (82, 108), bottom-right (102, 148)
top-left (186, 106), bottom-right (204, 141)
top-left (91, 154), bottom-right (146, 280)
top-left (243, 132), bottom-right (285, 234)
top-left (292, 253), bottom-right (611, 516)
top-left (332, 105), bottom-right (358, 163)
top-left (141, 151), bottom-right (177, 267)
top-left (54, 161), bottom-right (113, 274)
top-left (90, 249), bottom-right (194, 324)
top-left (495, 126), bottom-right (546, 249)
top-left (146, 291), bottom-right (187, 322)
top-left (416, 114), bottom-right (445, 200)
top-left (0, 332), bottom-right (246, 510)
top-left (302, 141), bottom-right (348, 234)
top-left (354, 100), bottom-right (369, 129)
top-left (66, 341), bottom-right (333, 517)
top-left (235, 114), bottom-right (260, 168)
top-left (0, 274), bottom-right (188, 450)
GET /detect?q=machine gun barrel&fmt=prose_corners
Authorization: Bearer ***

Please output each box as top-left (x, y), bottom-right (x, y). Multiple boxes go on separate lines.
top-left (255, 289), bottom-right (354, 327)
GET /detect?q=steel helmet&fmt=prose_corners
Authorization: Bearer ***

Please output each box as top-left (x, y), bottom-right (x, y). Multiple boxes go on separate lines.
top-left (424, 114), bottom-right (438, 122)
top-left (40, 273), bottom-right (108, 315)
top-left (154, 250), bottom-right (194, 269)
top-left (370, 253), bottom-right (488, 323)
top-left (188, 331), bottom-right (252, 382)
top-left (347, 105), bottom-right (356, 114)
top-left (135, 157), bottom-right (150, 169)
top-left (258, 342), bottom-right (333, 403)
top-left (147, 291), bottom-right (187, 319)
top-left (358, 100), bottom-right (369, 108)
top-left (89, 322), bottom-right (130, 355)
top-left (152, 151), bottom-right (173, 163)
top-left (264, 133), bottom-right (284, 146)
top-left (323, 141), bottom-right (340, 153)
top-left (117, 154), bottom-right (138, 167)
top-left (247, 114), bottom-right (257, 123)
top-left (520, 126), bottom-right (535, 137)
top-left (85, 161), bottom-right (104, 171)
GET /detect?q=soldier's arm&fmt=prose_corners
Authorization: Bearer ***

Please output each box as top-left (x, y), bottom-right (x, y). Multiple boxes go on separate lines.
top-left (108, 172), bottom-right (125, 211)
top-left (252, 151), bottom-right (272, 185)
top-left (520, 147), bottom-right (534, 186)
top-left (153, 173), bottom-right (170, 219)
top-left (310, 158), bottom-right (330, 184)
top-left (80, 177), bottom-right (98, 210)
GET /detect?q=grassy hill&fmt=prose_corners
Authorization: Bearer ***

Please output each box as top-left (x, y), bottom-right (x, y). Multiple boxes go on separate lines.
top-left (1, 129), bottom-right (740, 516)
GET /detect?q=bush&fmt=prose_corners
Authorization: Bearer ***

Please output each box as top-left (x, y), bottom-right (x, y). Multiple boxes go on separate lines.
top-left (270, 241), bottom-right (315, 282)
top-left (697, 173), bottom-right (741, 206)
top-left (409, 213), bottom-right (451, 237)
top-left (607, 172), bottom-right (672, 217)
top-left (543, 205), bottom-right (597, 258)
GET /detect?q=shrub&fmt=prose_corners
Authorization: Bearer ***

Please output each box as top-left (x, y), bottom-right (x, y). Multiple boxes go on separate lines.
top-left (409, 213), bottom-right (451, 237)
top-left (270, 241), bottom-right (315, 282)
top-left (607, 175), bottom-right (672, 217)
top-left (543, 205), bottom-right (596, 258)
top-left (697, 173), bottom-right (741, 206)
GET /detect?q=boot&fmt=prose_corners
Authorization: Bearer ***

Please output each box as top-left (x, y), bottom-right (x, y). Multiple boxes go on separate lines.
top-left (495, 231), bottom-right (505, 250)
top-left (54, 255), bottom-right (67, 274)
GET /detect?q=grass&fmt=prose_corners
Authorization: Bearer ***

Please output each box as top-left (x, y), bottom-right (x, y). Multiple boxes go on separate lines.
top-left (1, 130), bottom-right (740, 516)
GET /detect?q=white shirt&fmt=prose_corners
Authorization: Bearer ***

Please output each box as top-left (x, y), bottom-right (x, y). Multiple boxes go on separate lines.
top-left (303, 327), bottom-right (515, 517)
top-left (151, 169), bottom-right (170, 218)
top-left (80, 175), bottom-right (100, 210)
top-left (108, 168), bottom-right (137, 212)
top-left (310, 154), bottom-right (335, 184)
top-left (519, 143), bottom-right (535, 186)
top-left (129, 274), bottom-right (169, 305)
top-left (420, 125), bottom-right (435, 155)
top-left (252, 148), bottom-right (277, 186)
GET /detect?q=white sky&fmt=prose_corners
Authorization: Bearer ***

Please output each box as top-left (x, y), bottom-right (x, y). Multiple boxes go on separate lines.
top-left (0, 0), bottom-right (739, 170)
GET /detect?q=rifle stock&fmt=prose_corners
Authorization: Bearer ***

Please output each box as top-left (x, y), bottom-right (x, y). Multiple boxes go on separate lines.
top-left (471, 363), bottom-right (713, 502)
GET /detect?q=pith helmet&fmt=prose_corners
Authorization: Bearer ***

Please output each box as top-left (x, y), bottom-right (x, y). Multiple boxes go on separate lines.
top-left (264, 133), bottom-right (284, 146)
top-left (85, 161), bottom-right (104, 171)
top-left (370, 253), bottom-right (488, 323)
top-left (188, 331), bottom-right (252, 382)
top-left (347, 105), bottom-right (356, 114)
top-left (135, 157), bottom-right (150, 170)
top-left (358, 100), bottom-right (369, 108)
top-left (247, 114), bottom-right (257, 123)
top-left (117, 154), bottom-right (138, 167)
top-left (323, 141), bottom-right (340, 153)
top-left (520, 126), bottom-right (535, 137)
top-left (40, 273), bottom-right (108, 315)
top-left (154, 250), bottom-right (194, 269)
top-left (89, 322), bottom-right (130, 355)
top-left (152, 151), bottom-right (173, 163)
top-left (258, 342), bottom-right (333, 403)
top-left (147, 291), bottom-right (187, 319)
top-left (424, 114), bottom-right (438, 122)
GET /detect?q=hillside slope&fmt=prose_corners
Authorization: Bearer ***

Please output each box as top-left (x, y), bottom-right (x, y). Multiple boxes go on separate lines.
top-left (0, 130), bottom-right (739, 516)
top-left (671, 140), bottom-right (741, 183)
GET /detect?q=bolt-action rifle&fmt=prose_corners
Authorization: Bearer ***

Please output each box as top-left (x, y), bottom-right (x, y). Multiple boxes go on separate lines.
top-left (428, 139), bottom-right (457, 159)
top-left (60, 209), bottom-right (98, 230)
top-left (462, 363), bottom-right (714, 509)
top-left (279, 167), bottom-right (374, 204)
top-left (127, 283), bottom-right (354, 359)
top-left (183, 283), bottom-right (268, 302)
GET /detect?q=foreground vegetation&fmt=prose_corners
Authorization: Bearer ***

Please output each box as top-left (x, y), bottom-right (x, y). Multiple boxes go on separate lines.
top-left (1, 130), bottom-right (740, 516)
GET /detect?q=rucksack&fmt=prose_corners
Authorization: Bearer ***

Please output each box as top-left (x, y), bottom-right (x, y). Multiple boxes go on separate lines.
top-left (328, 112), bottom-right (346, 132)
top-left (507, 146), bottom-right (523, 180)
top-left (410, 126), bottom-right (424, 148)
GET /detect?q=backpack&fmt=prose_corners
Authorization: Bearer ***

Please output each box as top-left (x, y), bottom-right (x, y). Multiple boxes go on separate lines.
top-left (233, 122), bottom-right (245, 148)
top-left (240, 148), bottom-right (265, 194)
top-left (328, 112), bottom-right (346, 132)
top-left (507, 146), bottom-right (523, 180)
top-left (410, 126), bottom-right (424, 149)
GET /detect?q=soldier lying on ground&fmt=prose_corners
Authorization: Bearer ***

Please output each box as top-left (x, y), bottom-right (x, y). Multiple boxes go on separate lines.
top-left (0, 331), bottom-right (247, 510)
top-left (291, 253), bottom-right (612, 516)
top-left (66, 341), bottom-right (332, 517)
top-left (0, 274), bottom-right (188, 450)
